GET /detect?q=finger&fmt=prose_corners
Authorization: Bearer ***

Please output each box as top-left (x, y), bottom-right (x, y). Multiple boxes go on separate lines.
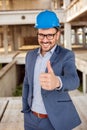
top-left (40, 82), bottom-right (50, 90)
top-left (47, 61), bottom-right (54, 74)
top-left (40, 73), bottom-right (50, 79)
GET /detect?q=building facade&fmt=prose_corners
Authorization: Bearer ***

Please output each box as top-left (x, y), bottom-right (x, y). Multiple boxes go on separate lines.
top-left (0, 0), bottom-right (87, 96)
top-left (0, 0), bottom-right (86, 55)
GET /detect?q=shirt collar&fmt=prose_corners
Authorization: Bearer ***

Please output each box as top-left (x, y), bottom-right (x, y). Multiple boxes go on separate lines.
top-left (37, 45), bottom-right (57, 55)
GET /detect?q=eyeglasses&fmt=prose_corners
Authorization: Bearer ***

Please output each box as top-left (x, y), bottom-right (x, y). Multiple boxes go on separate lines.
top-left (37, 31), bottom-right (57, 40)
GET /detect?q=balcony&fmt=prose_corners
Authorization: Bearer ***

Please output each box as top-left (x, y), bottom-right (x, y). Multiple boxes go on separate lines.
top-left (66, 0), bottom-right (87, 22)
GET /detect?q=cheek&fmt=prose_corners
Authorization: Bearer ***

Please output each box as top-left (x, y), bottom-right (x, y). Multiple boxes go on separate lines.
top-left (51, 39), bottom-right (56, 45)
top-left (38, 39), bottom-right (41, 44)
top-left (56, 32), bottom-right (60, 40)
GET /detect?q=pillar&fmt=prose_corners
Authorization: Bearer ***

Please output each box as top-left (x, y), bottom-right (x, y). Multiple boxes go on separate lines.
top-left (17, 27), bottom-right (23, 49)
top-left (82, 27), bottom-right (86, 47)
top-left (12, 26), bottom-right (22, 51)
top-left (83, 73), bottom-right (87, 94)
top-left (12, 26), bottom-right (19, 51)
top-left (74, 28), bottom-right (79, 44)
top-left (51, 0), bottom-right (60, 9)
top-left (10, 26), bottom-right (15, 51)
top-left (0, 34), bottom-right (2, 47)
top-left (63, 0), bottom-right (70, 9)
top-left (2, 0), bottom-right (6, 10)
top-left (64, 23), bottom-right (72, 50)
top-left (3, 26), bottom-right (8, 54)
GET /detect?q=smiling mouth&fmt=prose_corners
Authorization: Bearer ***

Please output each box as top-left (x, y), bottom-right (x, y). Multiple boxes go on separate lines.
top-left (42, 42), bottom-right (51, 47)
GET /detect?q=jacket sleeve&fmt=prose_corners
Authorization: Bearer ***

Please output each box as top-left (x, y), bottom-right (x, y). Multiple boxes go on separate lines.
top-left (60, 51), bottom-right (80, 91)
top-left (21, 53), bottom-right (30, 113)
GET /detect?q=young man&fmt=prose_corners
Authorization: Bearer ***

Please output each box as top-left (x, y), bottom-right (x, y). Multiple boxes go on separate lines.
top-left (22, 10), bottom-right (81, 130)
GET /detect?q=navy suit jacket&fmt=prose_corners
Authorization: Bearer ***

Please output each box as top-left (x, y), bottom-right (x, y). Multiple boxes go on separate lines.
top-left (22, 45), bottom-right (81, 130)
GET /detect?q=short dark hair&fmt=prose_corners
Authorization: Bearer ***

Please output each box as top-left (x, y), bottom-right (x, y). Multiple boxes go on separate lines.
top-left (54, 26), bottom-right (61, 31)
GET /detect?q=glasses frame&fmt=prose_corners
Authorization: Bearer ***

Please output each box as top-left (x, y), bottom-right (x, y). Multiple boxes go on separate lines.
top-left (37, 31), bottom-right (58, 40)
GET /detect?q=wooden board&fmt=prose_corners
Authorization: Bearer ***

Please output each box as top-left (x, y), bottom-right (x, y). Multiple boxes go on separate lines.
top-left (0, 99), bottom-right (8, 121)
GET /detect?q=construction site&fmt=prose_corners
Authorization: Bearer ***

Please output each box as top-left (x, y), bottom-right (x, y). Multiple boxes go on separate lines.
top-left (0, 0), bottom-right (87, 130)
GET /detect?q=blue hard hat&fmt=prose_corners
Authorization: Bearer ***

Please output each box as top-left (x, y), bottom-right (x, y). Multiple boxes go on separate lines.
top-left (35, 10), bottom-right (60, 29)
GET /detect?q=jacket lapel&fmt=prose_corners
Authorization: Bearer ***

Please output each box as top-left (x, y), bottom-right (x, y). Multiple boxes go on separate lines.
top-left (50, 46), bottom-right (59, 64)
top-left (30, 49), bottom-right (38, 88)
top-left (45, 45), bottom-right (60, 72)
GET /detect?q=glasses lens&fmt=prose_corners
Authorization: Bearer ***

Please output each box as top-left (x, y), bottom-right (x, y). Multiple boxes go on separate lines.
top-left (37, 31), bottom-right (57, 40)
top-left (38, 34), bottom-right (44, 39)
top-left (47, 34), bottom-right (54, 40)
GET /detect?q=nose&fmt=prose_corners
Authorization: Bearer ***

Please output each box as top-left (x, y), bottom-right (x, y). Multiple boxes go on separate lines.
top-left (42, 36), bottom-right (49, 42)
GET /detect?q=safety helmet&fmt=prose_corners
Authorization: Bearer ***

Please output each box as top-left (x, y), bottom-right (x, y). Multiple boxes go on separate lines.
top-left (35, 10), bottom-right (60, 29)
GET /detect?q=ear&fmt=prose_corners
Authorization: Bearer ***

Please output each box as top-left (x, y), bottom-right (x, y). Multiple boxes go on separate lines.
top-left (56, 31), bottom-right (60, 40)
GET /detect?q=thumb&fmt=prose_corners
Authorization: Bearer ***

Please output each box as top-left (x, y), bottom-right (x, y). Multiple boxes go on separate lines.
top-left (47, 61), bottom-right (54, 73)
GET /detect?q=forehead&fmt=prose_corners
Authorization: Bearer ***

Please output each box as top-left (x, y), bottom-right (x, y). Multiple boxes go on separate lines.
top-left (38, 28), bottom-right (56, 33)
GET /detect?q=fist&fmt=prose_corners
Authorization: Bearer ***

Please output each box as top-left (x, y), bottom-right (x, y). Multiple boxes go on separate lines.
top-left (39, 61), bottom-right (60, 90)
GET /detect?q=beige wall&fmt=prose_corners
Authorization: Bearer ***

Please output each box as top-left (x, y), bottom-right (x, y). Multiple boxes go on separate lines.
top-left (21, 25), bottom-right (36, 37)
top-left (10, 25), bottom-right (38, 47)
top-left (0, 61), bottom-right (17, 97)
top-left (9, 0), bottom-right (51, 10)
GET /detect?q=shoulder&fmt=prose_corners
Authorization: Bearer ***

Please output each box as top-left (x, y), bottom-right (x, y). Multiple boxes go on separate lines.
top-left (25, 48), bottom-right (39, 62)
top-left (27, 48), bottom-right (38, 56)
top-left (26, 48), bottom-right (38, 57)
top-left (58, 45), bottom-right (73, 53)
top-left (57, 45), bottom-right (74, 56)
top-left (55, 45), bottom-right (75, 62)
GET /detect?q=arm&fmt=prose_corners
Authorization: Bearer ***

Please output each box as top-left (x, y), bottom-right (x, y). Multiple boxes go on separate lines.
top-left (39, 51), bottom-right (79, 92)
top-left (21, 53), bottom-right (30, 113)
top-left (60, 51), bottom-right (80, 91)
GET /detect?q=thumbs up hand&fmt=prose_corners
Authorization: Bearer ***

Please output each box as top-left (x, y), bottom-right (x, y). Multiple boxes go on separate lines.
top-left (39, 61), bottom-right (60, 90)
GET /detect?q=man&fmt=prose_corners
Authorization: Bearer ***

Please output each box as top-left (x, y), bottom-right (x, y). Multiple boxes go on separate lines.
top-left (22, 10), bottom-right (81, 130)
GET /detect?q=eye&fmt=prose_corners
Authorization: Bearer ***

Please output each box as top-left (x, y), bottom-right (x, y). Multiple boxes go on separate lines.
top-left (39, 34), bottom-right (44, 36)
top-left (37, 33), bottom-right (44, 36)
top-left (47, 34), bottom-right (53, 37)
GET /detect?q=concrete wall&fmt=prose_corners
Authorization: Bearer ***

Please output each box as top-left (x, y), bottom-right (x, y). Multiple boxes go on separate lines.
top-left (8, 0), bottom-right (51, 10)
top-left (0, 61), bottom-right (17, 97)
top-left (10, 25), bottom-right (38, 50)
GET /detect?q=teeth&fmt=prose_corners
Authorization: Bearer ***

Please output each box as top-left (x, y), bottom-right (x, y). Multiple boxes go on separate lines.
top-left (43, 43), bottom-right (49, 47)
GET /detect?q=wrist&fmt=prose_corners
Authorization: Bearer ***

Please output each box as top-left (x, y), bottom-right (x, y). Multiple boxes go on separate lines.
top-left (55, 76), bottom-right (60, 88)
